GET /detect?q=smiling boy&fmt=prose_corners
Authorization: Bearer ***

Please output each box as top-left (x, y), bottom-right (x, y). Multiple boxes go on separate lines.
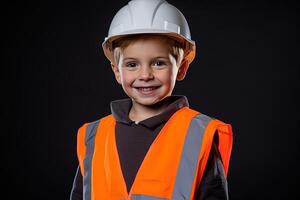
top-left (70, 0), bottom-right (233, 199)
top-left (111, 34), bottom-right (189, 122)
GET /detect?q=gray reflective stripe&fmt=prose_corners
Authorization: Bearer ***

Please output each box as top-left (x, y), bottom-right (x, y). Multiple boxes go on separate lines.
top-left (131, 194), bottom-right (169, 200)
top-left (172, 114), bottom-right (212, 199)
top-left (83, 120), bottom-right (99, 200)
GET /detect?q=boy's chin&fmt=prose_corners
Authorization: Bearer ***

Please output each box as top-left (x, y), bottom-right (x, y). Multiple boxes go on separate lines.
top-left (131, 96), bottom-right (171, 108)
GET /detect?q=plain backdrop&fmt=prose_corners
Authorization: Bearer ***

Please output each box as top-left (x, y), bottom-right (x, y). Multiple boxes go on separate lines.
top-left (3, 0), bottom-right (299, 199)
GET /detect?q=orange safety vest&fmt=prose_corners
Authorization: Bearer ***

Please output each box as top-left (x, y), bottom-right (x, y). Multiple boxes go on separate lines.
top-left (76, 107), bottom-right (233, 200)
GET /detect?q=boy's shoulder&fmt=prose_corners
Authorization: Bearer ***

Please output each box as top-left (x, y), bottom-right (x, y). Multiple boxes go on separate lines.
top-left (186, 107), bottom-right (231, 126)
top-left (83, 113), bottom-right (113, 128)
top-left (77, 114), bottom-right (112, 143)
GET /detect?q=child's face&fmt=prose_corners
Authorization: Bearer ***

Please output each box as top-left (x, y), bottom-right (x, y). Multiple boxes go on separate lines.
top-left (112, 37), bottom-right (186, 107)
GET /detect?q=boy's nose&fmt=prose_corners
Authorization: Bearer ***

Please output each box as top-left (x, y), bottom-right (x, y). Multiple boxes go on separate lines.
top-left (139, 66), bottom-right (154, 81)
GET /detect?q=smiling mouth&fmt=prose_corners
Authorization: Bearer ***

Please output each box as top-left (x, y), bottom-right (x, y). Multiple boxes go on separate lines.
top-left (134, 86), bottom-right (160, 95)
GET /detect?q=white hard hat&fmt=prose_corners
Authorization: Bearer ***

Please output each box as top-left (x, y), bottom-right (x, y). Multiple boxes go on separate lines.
top-left (102, 0), bottom-right (196, 65)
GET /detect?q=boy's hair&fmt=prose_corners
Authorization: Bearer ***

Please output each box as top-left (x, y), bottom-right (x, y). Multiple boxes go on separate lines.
top-left (112, 34), bottom-right (184, 68)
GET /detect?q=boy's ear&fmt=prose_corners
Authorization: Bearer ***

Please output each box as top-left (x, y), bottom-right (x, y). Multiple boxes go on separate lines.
top-left (111, 63), bottom-right (122, 84)
top-left (176, 59), bottom-right (190, 81)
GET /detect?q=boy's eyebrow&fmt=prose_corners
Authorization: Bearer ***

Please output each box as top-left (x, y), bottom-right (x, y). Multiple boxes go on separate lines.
top-left (123, 57), bottom-right (138, 61)
top-left (152, 56), bottom-right (169, 60)
top-left (123, 56), bottom-right (170, 61)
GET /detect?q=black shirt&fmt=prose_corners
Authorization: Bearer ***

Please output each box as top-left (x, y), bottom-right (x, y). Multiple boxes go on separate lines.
top-left (70, 96), bottom-right (228, 199)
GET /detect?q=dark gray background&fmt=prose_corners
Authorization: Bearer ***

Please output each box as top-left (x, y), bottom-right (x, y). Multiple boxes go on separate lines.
top-left (3, 0), bottom-right (299, 199)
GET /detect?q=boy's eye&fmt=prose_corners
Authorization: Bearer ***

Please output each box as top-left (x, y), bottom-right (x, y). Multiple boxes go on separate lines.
top-left (125, 62), bottom-right (137, 68)
top-left (153, 60), bottom-right (166, 67)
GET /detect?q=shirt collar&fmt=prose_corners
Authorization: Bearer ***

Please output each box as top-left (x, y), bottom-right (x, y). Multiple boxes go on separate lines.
top-left (110, 95), bottom-right (189, 129)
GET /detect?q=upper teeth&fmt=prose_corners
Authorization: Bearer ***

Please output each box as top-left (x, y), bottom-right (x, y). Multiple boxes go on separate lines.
top-left (140, 87), bottom-right (154, 91)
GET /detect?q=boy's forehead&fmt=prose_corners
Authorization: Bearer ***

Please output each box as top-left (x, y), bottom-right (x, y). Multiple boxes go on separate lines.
top-left (122, 38), bottom-right (171, 56)
top-left (128, 37), bottom-right (168, 46)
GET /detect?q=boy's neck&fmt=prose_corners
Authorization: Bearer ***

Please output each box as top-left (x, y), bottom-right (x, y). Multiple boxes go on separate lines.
top-left (129, 100), bottom-right (169, 122)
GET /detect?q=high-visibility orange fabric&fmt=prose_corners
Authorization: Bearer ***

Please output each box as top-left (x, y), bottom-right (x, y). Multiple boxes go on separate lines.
top-left (76, 107), bottom-right (233, 200)
top-left (191, 119), bottom-right (233, 198)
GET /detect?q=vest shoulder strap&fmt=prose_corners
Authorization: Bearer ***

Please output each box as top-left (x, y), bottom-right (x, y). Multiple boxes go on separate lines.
top-left (183, 108), bottom-right (233, 198)
top-left (195, 114), bottom-right (233, 177)
top-left (76, 114), bottom-right (113, 175)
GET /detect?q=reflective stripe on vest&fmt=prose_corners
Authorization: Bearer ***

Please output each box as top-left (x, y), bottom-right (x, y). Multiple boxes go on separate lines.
top-left (83, 120), bottom-right (99, 200)
top-left (131, 194), bottom-right (169, 199)
top-left (172, 114), bottom-right (212, 199)
top-left (77, 107), bottom-right (233, 200)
